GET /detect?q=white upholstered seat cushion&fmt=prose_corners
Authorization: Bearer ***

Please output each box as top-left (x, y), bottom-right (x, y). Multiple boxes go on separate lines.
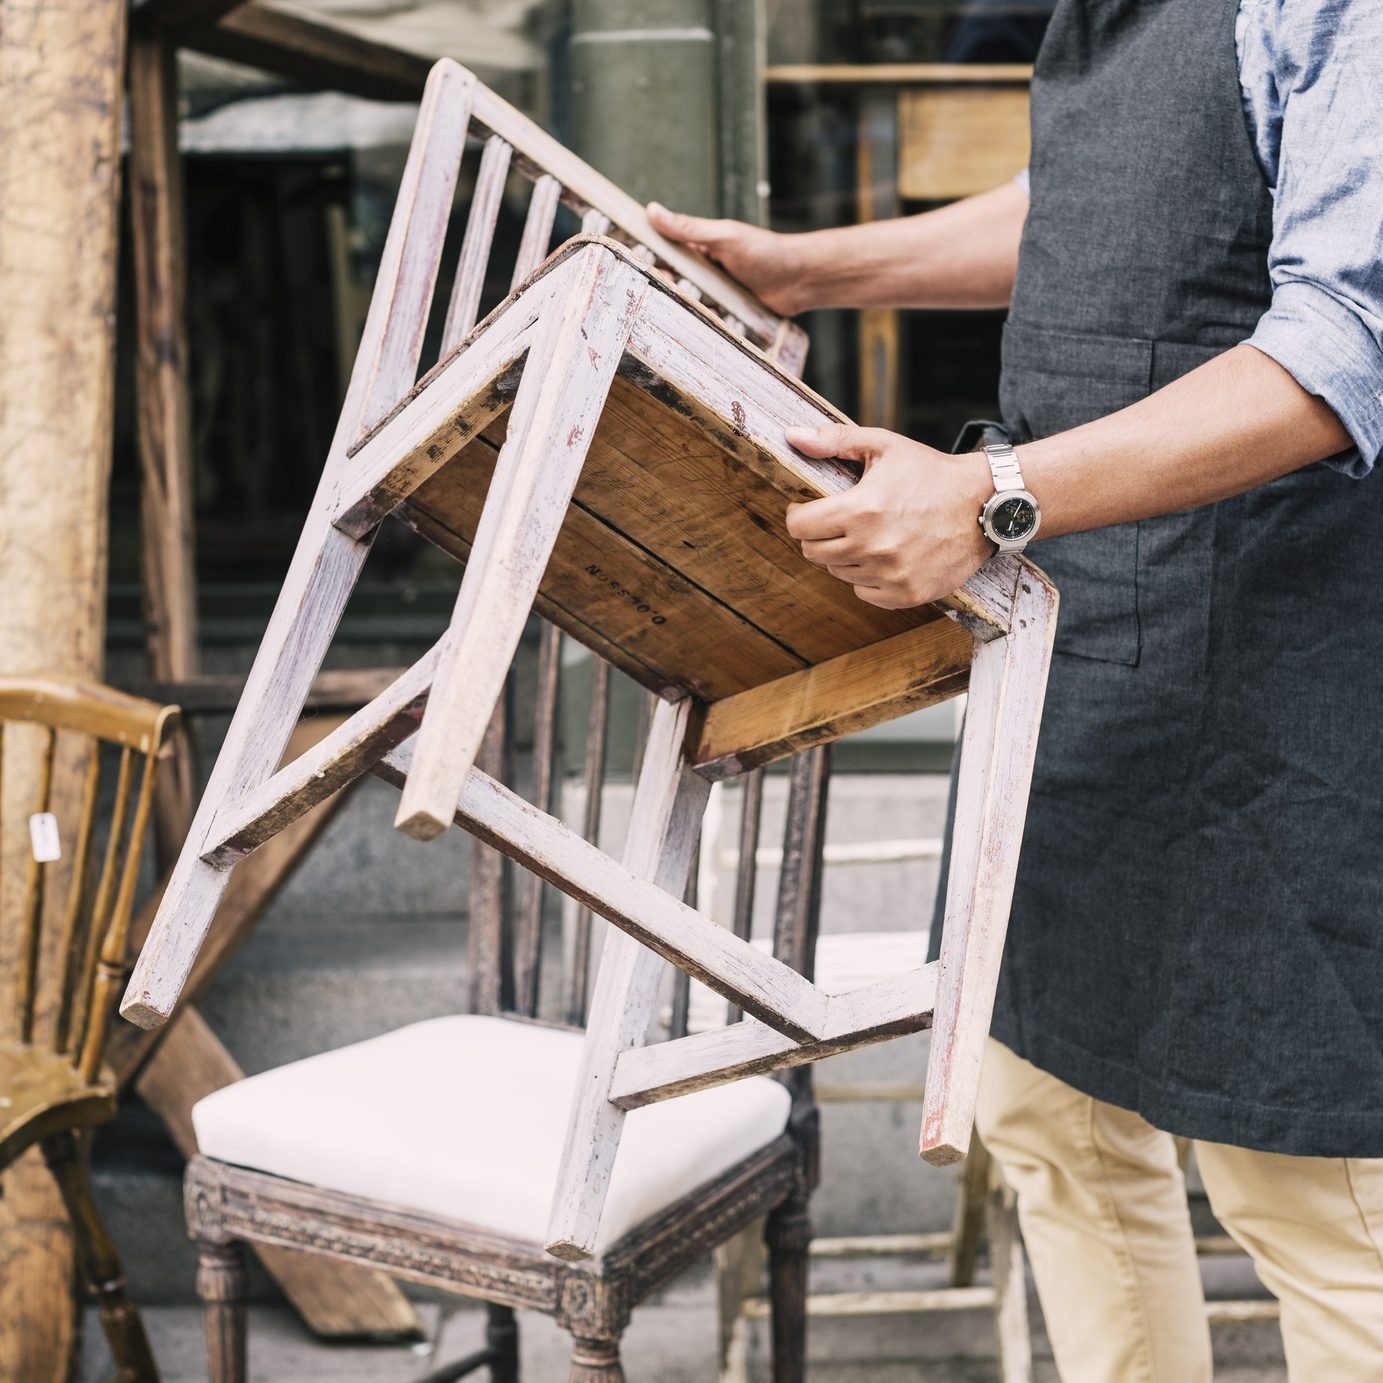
top-left (192, 1014), bottom-right (791, 1253)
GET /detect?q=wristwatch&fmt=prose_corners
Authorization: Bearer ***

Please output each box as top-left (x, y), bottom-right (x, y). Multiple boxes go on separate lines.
top-left (978, 441), bottom-right (1041, 553)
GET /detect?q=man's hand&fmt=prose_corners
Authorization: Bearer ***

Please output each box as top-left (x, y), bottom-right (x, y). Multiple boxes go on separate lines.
top-left (784, 424), bottom-right (995, 609)
top-left (647, 203), bottom-right (810, 315)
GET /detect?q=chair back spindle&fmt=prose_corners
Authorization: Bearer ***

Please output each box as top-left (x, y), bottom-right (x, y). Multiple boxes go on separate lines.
top-left (15, 724), bottom-right (57, 1044)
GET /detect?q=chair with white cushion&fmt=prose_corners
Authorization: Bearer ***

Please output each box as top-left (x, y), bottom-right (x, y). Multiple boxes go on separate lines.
top-left (181, 745), bottom-right (831, 1383)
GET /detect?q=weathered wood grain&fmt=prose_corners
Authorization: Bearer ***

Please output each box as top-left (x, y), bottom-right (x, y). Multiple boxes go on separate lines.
top-left (609, 963), bottom-right (939, 1108)
top-left (122, 61), bottom-right (475, 1030)
top-left (921, 568), bottom-right (1058, 1164)
top-left (442, 134), bottom-right (513, 352)
top-left (395, 249), bottom-right (648, 841)
top-left (129, 29), bottom-right (200, 861)
top-left (542, 699), bottom-right (710, 1262)
top-left (692, 620), bottom-right (975, 778)
top-left (376, 740), bottom-right (827, 1042)
top-left (332, 291), bottom-right (542, 538)
top-left (0, 0), bottom-right (129, 1360)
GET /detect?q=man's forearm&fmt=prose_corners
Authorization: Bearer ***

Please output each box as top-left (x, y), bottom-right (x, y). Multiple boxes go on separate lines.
top-left (792, 182), bottom-right (1028, 312)
top-left (1023, 344), bottom-right (1353, 539)
top-left (782, 343), bottom-right (1354, 611)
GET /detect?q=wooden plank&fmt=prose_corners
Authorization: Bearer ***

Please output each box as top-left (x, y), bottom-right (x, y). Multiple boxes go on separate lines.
top-left (394, 249), bottom-right (648, 841)
top-left (765, 63), bottom-right (1032, 86)
top-left (898, 88), bottom-right (1031, 203)
top-left (609, 964), bottom-right (937, 1108)
top-left (331, 277), bottom-right (549, 537)
top-left (442, 134), bottom-right (513, 352)
top-left (134, 1009), bottom-right (421, 1339)
top-left (188, 3), bottom-right (433, 103)
top-left (468, 80), bottom-right (782, 347)
top-left (0, 0), bottom-right (128, 1368)
top-left (692, 620), bottom-right (974, 779)
top-left (625, 279), bottom-right (1014, 640)
top-left (402, 422), bottom-right (809, 700)
top-left (377, 742), bottom-right (828, 1042)
top-left (131, 666), bottom-right (410, 714)
top-left (129, 29), bottom-right (200, 862)
top-left (123, 60), bottom-right (474, 1030)
top-left (509, 173), bottom-right (561, 289)
top-left (744, 1286), bottom-right (997, 1318)
top-left (572, 373), bottom-right (933, 662)
top-left (921, 569), bottom-right (1058, 1165)
top-left (204, 653), bottom-right (438, 862)
top-left (131, 0), bottom-right (247, 31)
top-left (543, 699), bottom-right (710, 1262)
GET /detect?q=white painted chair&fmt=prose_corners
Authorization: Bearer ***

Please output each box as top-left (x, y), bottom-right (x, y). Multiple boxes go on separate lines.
top-left (121, 58), bottom-right (1058, 1357)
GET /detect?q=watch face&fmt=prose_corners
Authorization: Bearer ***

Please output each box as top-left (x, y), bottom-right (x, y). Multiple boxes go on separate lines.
top-left (991, 495), bottom-right (1038, 541)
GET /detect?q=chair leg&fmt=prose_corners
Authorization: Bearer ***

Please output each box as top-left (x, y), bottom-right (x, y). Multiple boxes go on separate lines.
top-left (195, 1239), bottom-right (248, 1383)
top-left (948, 1136), bottom-right (992, 1288)
top-left (921, 570), bottom-right (1058, 1164)
top-left (987, 1171), bottom-right (1033, 1383)
top-left (567, 1334), bottom-right (624, 1383)
top-left (487, 1302), bottom-right (519, 1383)
top-left (715, 1220), bottom-right (765, 1383)
top-left (40, 1131), bottom-right (159, 1383)
top-left (766, 1190), bottom-right (811, 1383)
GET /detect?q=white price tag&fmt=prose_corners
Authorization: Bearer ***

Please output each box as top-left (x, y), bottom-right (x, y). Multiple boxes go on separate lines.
top-left (29, 812), bottom-right (61, 863)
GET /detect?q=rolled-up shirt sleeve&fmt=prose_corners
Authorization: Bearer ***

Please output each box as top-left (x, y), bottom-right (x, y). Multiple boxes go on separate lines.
top-left (1238, 0), bottom-right (1383, 477)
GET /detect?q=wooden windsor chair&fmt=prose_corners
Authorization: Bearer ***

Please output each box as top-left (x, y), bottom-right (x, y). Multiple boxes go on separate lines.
top-left (0, 678), bottom-right (178, 1383)
top-left (120, 57), bottom-right (1058, 1372)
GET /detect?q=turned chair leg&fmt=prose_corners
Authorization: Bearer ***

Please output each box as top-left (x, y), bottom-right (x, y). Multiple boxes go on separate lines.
top-left (487, 1302), bottom-right (520, 1383)
top-left (196, 1239), bottom-right (248, 1383)
top-left (567, 1333), bottom-right (625, 1383)
top-left (40, 1131), bottom-right (159, 1383)
top-left (766, 1190), bottom-right (811, 1383)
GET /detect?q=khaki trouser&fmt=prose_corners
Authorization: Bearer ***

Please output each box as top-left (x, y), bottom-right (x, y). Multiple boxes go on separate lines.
top-left (976, 1038), bottom-right (1383, 1382)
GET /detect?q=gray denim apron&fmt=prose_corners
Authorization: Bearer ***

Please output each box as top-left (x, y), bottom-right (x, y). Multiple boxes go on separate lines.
top-left (936, 0), bottom-right (1383, 1155)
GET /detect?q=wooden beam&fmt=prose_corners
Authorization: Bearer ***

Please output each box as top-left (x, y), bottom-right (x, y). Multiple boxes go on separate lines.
top-left (129, 665), bottom-right (412, 715)
top-left (609, 964), bottom-right (938, 1108)
top-left (184, 3), bottom-right (432, 103)
top-left (0, 0), bottom-right (129, 1373)
top-left (130, 0), bottom-right (246, 32)
top-left (129, 27), bottom-right (201, 864)
top-left (764, 63), bottom-right (1032, 86)
top-left (375, 742), bottom-right (830, 1043)
top-left (692, 621), bottom-right (974, 779)
top-left (135, 1009), bottom-right (422, 1339)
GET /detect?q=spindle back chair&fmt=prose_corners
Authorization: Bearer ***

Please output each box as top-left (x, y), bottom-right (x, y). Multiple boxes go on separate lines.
top-left (0, 677), bottom-right (178, 1383)
top-left (127, 56), bottom-right (1056, 1283)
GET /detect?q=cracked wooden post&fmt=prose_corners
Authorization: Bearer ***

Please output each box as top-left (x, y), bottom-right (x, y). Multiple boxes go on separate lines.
top-left (0, 0), bottom-right (129, 1374)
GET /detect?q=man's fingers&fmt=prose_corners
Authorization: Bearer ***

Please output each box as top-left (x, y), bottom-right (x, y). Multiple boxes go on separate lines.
top-left (785, 495), bottom-right (854, 541)
top-left (785, 423), bottom-right (890, 464)
top-left (799, 536), bottom-right (861, 566)
top-left (647, 202), bottom-right (735, 248)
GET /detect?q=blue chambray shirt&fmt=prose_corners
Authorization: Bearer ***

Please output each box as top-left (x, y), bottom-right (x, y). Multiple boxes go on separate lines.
top-left (1019, 0), bottom-right (1383, 473)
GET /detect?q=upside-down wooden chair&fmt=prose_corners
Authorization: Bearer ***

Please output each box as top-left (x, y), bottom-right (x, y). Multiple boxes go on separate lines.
top-left (0, 679), bottom-right (178, 1383)
top-left (118, 58), bottom-right (1057, 1380)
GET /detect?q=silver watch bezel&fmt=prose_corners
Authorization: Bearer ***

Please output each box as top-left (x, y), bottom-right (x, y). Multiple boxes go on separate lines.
top-left (978, 488), bottom-right (1042, 552)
